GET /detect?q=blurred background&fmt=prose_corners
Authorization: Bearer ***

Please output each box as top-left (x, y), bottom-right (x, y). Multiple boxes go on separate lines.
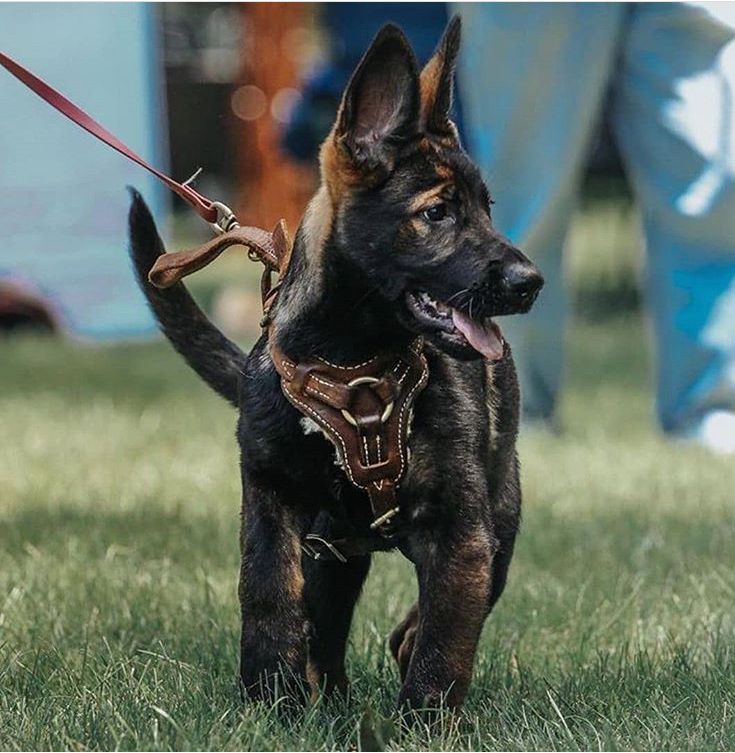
top-left (0, 1), bottom-right (636, 345)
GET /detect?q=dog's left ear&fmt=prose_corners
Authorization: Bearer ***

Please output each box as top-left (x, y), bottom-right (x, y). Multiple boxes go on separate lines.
top-left (334, 24), bottom-right (420, 178)
top-left (420, 15), bottom-right (461, 137)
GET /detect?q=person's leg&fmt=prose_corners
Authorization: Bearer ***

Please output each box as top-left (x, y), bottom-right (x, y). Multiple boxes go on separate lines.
top-left (613, 4), bottom-right (735, 448)
top-left (457, 3), bottom-right (624, 421)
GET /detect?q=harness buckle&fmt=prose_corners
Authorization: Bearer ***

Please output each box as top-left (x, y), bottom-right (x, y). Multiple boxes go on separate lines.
top-left (370, 506), bottom-right (401, 530)
top-left (301, 534), bottom-right (347, 563)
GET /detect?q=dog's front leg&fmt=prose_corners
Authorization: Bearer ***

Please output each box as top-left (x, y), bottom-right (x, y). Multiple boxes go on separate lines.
top-left (397, 523), bottom-right (494, 711)
top-left (238, 471), bottom-right (308, 704)
top-left (302, 510), bottom-right (372, 695)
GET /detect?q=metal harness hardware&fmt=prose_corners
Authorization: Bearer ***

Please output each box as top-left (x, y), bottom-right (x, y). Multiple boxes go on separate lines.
top-left (270, 339), bottom-right (428, 543)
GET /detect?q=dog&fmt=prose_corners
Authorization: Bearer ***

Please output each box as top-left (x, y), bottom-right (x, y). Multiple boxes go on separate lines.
top-left (127, 17), bottom-right (543, 712)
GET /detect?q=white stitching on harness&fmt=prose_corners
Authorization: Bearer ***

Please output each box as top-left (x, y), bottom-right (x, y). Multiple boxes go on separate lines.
top-left (309, 374), bottom-right (336, 388)
top-left (395, 355), bottom-right (428, 480)
top-left (279, 351), bottom-right (427, 489)
top-left (306, 385), bottom-right (334, 403)
top-left (316, 354), bottom-right (379, 370)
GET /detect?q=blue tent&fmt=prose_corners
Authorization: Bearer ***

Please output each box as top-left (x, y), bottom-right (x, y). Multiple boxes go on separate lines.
top-left (0, 3), bottom-right (166, 340)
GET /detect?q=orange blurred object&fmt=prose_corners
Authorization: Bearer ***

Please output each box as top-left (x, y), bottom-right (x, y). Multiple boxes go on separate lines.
top-left (232, 2), bottom-right (317, 233)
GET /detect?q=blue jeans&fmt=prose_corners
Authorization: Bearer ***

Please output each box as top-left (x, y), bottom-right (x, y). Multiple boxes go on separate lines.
top-left (457, 2), bottom-right (735, 434)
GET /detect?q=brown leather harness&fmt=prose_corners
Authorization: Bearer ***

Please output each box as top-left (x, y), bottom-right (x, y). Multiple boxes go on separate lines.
top-left (149, 222), bottom-right (429, 560)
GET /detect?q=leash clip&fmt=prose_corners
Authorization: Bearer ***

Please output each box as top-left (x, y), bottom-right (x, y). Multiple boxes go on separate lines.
top-left (209, 201), bottom-right (240, 235)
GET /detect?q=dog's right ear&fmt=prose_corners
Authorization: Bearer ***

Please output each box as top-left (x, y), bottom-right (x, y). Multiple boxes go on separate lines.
top-left (333, 24), bottom-right (420, 180)
top-left (420, 15), bottom-right (461, 138)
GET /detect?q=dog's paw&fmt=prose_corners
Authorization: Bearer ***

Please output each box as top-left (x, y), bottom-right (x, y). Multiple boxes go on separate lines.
top-left (239, 661), bottom-right (310, 709)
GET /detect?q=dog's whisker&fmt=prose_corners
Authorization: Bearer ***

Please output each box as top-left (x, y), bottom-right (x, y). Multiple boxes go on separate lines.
top-left (445, 288), bottom-right (470, 306)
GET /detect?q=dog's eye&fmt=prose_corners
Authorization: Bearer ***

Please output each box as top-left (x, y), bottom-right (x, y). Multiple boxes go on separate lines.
top-left (422, 203), bottom-right (450, 223)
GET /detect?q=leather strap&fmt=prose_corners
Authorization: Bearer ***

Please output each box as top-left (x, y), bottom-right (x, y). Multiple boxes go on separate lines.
top-left (271, 337), bottom-right (428, 532)
top-left (148, 220), bottom-right (291, 301)
top-left (0, 49), bottom-right (221, 226)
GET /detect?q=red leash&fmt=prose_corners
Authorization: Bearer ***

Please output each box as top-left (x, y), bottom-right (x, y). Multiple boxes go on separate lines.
top-left (0, 49), bottom-right (238, 233)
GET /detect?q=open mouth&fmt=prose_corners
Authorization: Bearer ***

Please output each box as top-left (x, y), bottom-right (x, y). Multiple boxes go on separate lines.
top-left (404, 291), bottom-right (505, 361)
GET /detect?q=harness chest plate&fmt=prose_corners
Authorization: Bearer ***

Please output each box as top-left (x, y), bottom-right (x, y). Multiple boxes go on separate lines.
top-left (270, 338), bottom-right (428, 532)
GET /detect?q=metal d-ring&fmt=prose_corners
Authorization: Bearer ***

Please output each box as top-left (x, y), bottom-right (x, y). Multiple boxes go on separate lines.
top-left (340, 376), bottom-right (394, 427)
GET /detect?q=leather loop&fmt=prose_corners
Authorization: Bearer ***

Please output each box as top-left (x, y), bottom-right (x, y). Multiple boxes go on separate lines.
top-left (372, 375), bottom-right (398, 405)
top-left (355, 411), bottom-right (382, 435)
top-left (291, 362), bottom-right (317, 395)
top-left (148, 225), bottom-right (284, 289)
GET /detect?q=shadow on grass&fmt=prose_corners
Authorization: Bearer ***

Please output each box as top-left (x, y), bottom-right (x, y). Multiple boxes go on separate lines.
top-left (2, 495), bottom-right (729, 573)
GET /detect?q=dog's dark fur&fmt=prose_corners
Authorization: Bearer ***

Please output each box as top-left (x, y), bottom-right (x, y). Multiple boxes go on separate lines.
top-left (128, 18), bottom-right (542, 711)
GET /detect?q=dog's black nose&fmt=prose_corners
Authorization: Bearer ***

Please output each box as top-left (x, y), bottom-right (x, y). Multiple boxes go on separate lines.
top-left (502, 262), bottom-right (544, 302)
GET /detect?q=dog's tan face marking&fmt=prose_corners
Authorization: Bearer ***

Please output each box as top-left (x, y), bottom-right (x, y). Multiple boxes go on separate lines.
top-left (434, 161), bottom-right (454, 180)
top-left (408, 181), bottom-right (454, 214)
top-left (319, 129), bottom-right (362, 206)
top-left (419, 52), bottom-right (444, 126)
top-left (406, 216), bottom-right (430, 239)
top-left (403, 178), bottom-right (457, 245)
top-left (300, 184), bottom-right (334, 262)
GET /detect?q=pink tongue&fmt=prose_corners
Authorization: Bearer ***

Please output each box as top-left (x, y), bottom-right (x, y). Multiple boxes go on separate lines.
top-left (451, 309), bottom-right (504, 361)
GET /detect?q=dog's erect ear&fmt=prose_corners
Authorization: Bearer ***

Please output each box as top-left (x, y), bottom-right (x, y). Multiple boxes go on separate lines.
top-left (335, 24), bottom-right (420, 176)
top-left (420, 15), bottom-right (461, 137)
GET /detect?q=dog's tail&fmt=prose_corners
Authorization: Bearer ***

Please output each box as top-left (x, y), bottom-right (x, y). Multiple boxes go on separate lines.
top-left (127, 189), bottom-right (247, 407)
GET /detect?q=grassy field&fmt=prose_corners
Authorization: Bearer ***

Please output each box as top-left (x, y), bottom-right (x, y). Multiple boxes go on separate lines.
top-left (1, 199), bottom-right (734, 750)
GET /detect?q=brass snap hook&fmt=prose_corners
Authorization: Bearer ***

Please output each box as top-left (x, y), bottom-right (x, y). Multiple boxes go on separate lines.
top-left (208, 201), bottom-right (240, 235)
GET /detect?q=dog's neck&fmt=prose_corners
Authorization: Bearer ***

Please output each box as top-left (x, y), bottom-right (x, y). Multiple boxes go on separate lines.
top-left (272, 203), bottom-right (412, 365)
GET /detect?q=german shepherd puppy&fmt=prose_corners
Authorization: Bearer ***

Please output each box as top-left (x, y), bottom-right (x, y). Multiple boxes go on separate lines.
top-left (128, 17), bottom-right (542, 711)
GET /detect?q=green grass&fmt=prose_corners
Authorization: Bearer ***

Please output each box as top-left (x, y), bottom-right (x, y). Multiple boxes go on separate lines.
top-left (1, 198), bottom-right (734, 750)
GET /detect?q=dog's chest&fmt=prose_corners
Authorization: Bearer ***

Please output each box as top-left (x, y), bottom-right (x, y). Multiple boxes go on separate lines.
top-left (299, 416), bottom-right (345, 469)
